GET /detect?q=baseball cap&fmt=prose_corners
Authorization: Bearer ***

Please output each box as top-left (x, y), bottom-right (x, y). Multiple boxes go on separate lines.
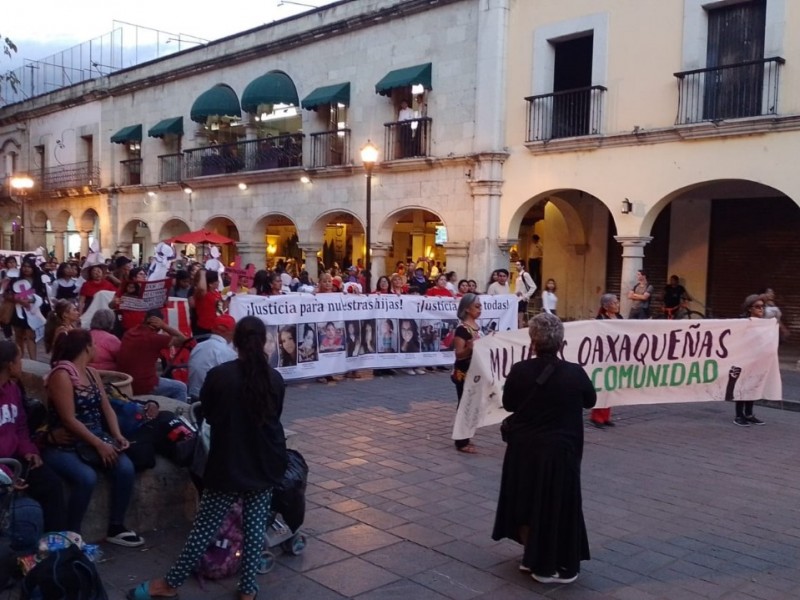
top-left (212, 314), bottom-right (236, 334)
top-left (115, 256), bottom-right (132, 269)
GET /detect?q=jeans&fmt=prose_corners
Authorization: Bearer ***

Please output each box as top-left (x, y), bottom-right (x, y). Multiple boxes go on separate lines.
top-left (152, 377), bottom-right (188, 403)
top-left (5, 496), bottom-right (43, 553)
top-left (42, 446), bottom-right (136, 534)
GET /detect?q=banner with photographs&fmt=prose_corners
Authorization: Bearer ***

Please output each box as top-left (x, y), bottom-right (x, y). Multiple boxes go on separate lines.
top-left (229, 293), bottom-right (518, 380)
top-left (452, 318), bottom-right (782, 440)
top-left (118, 278), bottom-right (172, 311)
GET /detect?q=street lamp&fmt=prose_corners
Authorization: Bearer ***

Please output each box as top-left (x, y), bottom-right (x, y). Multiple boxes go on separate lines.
top-left (360, 140), bottom-right (379, 293)
top-left (9, 175), bottom-right (34, 250)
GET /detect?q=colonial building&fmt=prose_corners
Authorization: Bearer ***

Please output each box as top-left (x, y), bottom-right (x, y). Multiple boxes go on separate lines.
top-left (1, 0), bottom-right (798, 335)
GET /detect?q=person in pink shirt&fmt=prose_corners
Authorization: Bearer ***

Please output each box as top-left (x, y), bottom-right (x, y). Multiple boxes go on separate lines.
top-left (88, 309), bottom-right (121, 371)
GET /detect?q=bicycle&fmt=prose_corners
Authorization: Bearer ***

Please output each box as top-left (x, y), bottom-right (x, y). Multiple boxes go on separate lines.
top-left (662, 301), bottom-right (706, 320)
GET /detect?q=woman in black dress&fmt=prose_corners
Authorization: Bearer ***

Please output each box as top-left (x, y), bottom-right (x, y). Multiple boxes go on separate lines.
top-left (492, 312), bottom-right (596, 584)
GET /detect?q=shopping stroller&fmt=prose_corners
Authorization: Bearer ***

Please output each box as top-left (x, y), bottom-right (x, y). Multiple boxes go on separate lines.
top-left (187, 404), bottom-right (308, 574)
top-left (0, 458), bottom-right (23, 591)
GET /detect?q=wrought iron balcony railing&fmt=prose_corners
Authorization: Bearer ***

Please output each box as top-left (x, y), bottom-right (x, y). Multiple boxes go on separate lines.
top-left (309, 129), bottom-right (351, 168)
top-left (120, 158), bottom-right (142, 186)
top-left (383, 117), bottom-right (432, 161)
top-left (36, 161), bottom-right (100, 194)
top-left (525, 85), bottom-right (607, 142)
top-left (674, 57), bottom-right (785, 124)
top-left (183, 134), bottom-right (304, 179)
top-left (158, 153), bottom-right (182, 184)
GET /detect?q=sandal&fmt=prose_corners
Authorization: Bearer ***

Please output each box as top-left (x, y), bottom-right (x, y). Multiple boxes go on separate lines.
top-left (456, 444), bottom-right (478, 454)
top-left (107, 529), bottom-right (145, 547)
top-left (127, 581), bottom-right (179, 599)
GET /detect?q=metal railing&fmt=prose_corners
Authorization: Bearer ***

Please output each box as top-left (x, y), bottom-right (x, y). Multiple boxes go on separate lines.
top-left (309, 129), bottom-right (351, 168)
top-left (525, 86), bottom-right (607, 142)
top-left (36, 161), bottom-right (100, 193)
top-left (158, 153), bottom-right (182, 184)
top-left (383, 117), bottom-right (432, 161)
top-left (674, 57), bottom-right (785, 124)
top-left (183, 134), bottom-right (304, 179)
top-left (120, 158), bottom-right (142, 186)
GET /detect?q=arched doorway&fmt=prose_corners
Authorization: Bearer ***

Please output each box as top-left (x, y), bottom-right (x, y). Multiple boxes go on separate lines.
top-left (379, 208), bottom-right (448, 278)
top-left (253, 214), bottom-right (299, 271)
top-left (78, 208), bottom-right (100, 258)
top-left (120, 219), bottom-right (152, 265)
top-left (47, 210), bottom-right (73, 261)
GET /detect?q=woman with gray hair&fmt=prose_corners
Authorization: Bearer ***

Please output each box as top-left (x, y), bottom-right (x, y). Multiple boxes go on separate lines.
top-left (492, 312), bottom-right (596, 584)
top-left (451, 293), bottom-right (482, 453)
top-left (88, 308), bottom-right (121, 371)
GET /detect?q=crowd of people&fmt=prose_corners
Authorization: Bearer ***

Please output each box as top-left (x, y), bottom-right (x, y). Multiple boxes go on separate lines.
top-left (0, 244), bottom-right (790, 593)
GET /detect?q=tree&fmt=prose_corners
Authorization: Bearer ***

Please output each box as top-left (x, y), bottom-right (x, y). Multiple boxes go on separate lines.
top-left (1, 34), bottom-right (19, 99)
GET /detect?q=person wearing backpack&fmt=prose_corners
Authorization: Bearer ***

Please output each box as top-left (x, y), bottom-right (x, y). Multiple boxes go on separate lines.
top-left (128, 316), bottom-right (288, 600)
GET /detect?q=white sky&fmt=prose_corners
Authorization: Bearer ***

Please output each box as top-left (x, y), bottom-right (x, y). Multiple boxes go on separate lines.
top-left (2, 0), bottom-right (334, 68)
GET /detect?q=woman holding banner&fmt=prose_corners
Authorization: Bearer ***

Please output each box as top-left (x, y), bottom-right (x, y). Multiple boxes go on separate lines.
top-left (492, 312), bottom-right (596, 584)
top-left (590, 293), bottom-right (621, 428)
top-left (451, 293), bottom-right (482, 453)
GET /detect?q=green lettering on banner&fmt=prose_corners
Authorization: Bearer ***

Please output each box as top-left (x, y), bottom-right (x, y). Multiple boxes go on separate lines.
top-left (591, 367), bottom-right (603, 392)
top-left (646, 365), bottom-right (660, 388)
top-left (604, 366), bottom-right (617, 391)
top-left (669, 363), bottom-right (686, 386)
top-left (686, 361), bottom-right (702, 385)
top-left (618, 364), bottom-right (634, 389)
top-left (703, 360), bottom-right (718, 382)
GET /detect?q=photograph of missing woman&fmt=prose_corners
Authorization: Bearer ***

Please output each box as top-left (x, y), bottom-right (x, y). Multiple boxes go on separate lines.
top-left (481, 319), bottom-right (499, 336)
top-left (278, 324), bottom-right (297, 367)
top-left (379, 318), bottom-right (398, 353)
top-left (439, 319), bottom-right (458, 351)
top-left (298, 323), bottom-right (318, 363)
top-left (264, 325), bottom-right (280, 368)
top-left (360, 319), bottom-right (377, 355)
top-left (318, 320), bottom-right (345, 353)
top-left (345, 321), bottom-right (361, 357)
top-left (420, 320), bottom-right (441, 353)
top-left (399, 319), bottom-right (421, 353)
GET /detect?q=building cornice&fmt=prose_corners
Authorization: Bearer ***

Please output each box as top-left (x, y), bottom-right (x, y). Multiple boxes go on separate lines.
top-left (523, 114), bottom-right (800, 155)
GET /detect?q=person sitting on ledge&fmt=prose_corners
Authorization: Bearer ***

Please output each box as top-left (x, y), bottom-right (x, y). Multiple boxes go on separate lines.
top-left (89, 309), bottom-right (122, 372)
top-left (116, 308), bottom-right (188, 402)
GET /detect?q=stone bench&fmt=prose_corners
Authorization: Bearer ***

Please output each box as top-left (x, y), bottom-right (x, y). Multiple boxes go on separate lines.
top-left (19, 360), bottom-right (198, 542)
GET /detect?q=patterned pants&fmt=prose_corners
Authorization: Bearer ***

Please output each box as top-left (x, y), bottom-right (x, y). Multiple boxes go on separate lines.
top-left (165, 488), bottom-right (272, 595)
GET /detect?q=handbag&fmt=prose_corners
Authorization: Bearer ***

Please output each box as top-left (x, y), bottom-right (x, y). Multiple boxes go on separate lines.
top-left (106, 383), bottom-right (159, 438)
top-left (500, 360), bottom-right (559, 443)
top-left (75, 432), bottom-right (116, 469)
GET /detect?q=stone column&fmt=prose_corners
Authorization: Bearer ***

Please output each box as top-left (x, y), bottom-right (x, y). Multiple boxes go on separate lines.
top-left (236, 241), bottom-right (267, 270)
top-left (106, 192), bottom-right (119, 259)
top-left (442, 241), bottom-right (470, 284)
top-left (615, 236), bottom-right (653, 317)
top-left (468, 156), bottom-right (507, 283)
top-left (28, 225), bottom-right (47, 253)
top-left (298, 243), bottom-right (323, 280)
top-left (370, 243), bottom-right (392, 287)
top-left (410, 212), bottom-right (425, 263)
top-left (53, 231), bottom-right (66, 262)
top-left (79, 231), bottom-right (90, 259)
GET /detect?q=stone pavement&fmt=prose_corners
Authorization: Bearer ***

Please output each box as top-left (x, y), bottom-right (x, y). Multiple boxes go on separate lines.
top-left (84, 360), bottom-right (800, 600)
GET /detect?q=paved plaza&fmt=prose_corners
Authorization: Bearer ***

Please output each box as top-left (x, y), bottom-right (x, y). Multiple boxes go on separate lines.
top-left (88, 354), bottom-right (800, 600)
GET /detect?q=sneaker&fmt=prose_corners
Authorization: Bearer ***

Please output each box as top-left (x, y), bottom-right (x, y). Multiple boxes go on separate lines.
top-left (745, 415), bottom-right (765, 425)
top-left (404, 369), bottom-right (417, 376)
top-left (415, 368), bottom-right (427, 375)
top-left (518, 564), bottom-right (531, 573)
top-left (532, 572), bottom-right (578, 584)
top-left (733, 416), bottom-right (750, 427)
top-left (106, 529), bottom-right (145, 548)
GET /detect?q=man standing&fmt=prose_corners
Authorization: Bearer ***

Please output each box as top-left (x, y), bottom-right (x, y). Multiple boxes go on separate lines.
top-left (187, 315), bottom-right (237, 401)
top-left (487, 269), bottom-right (511, 295)
top-left (117, 308), bottom-right (188, 401)
top-left (628, 270), bottom-right (654, 319)
top-left (528, 234), bottom-right (543, 288)
top-left (514, 261), bottom-right (537, 328)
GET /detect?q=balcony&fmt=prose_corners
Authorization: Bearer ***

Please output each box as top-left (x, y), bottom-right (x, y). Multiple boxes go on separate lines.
top-left (183, 134), bottom-right (304, 179)
top-left (309, 129), bottom-right (351, 168)
top-left (36, 161), bottom-right (100, 196)
top-left (158, 153), bottom-right (182, 184)
top-left (383, 117), bottom-right (432, 161)
top-left (525, 86), bottom-right (607, 142)
top-left (674, 57), bottom-right (785, 125)
top-left (120, 158), bottom-right (142, 186)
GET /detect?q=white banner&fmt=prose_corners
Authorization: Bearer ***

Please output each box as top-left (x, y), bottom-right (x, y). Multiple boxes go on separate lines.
top-left (229, 293), bottom-right (518, 380)
top-left (453, 318), bottom-right (782, 440)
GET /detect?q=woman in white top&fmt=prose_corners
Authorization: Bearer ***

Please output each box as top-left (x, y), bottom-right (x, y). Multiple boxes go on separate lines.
top-left (542, 278), bottom-right (558, 316)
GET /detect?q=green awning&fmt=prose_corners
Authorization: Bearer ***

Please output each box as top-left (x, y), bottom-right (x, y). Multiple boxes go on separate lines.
top-left (148, 116), bottom-right (184, 138)
top-left (190, 84), bottom-right (241, 123)
top-left (375, 63), bottom-right (432, 97)
top-left (301, 82), bottom-right (350, 111)
top-left (110, 124), bottom-right (142, 144)
top-left (241, 71), bottom-right (299, 114)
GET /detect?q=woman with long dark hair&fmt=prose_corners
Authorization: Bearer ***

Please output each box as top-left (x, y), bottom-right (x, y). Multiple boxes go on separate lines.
top-left (128, 316), bottom-right (288, 600)
top-left (7, 258), bottom-right (50, 360)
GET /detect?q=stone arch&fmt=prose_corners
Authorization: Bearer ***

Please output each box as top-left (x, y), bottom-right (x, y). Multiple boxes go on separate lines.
top-left (251, 213), bottom-right (299, 269)
top-left (158, 218), bottom-right (191, 242)
top-left (119, 218), bottom-right (153, 264)
top-left (202, 216), bottom-right (240, 266)
top-left (305, 209), bottom-right (364, 245)
top-left (375, 205), bottom-right (447, 245)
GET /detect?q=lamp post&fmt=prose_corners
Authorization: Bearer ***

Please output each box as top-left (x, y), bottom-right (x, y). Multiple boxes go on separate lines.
top-left (360, 140), bottom-right (379, 293)
top-left (9, 174), bottom-right (34, 250)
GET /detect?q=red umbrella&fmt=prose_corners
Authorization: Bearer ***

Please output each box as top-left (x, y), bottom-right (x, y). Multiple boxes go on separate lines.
top-left (165, 229), bottom-right (236, 245)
